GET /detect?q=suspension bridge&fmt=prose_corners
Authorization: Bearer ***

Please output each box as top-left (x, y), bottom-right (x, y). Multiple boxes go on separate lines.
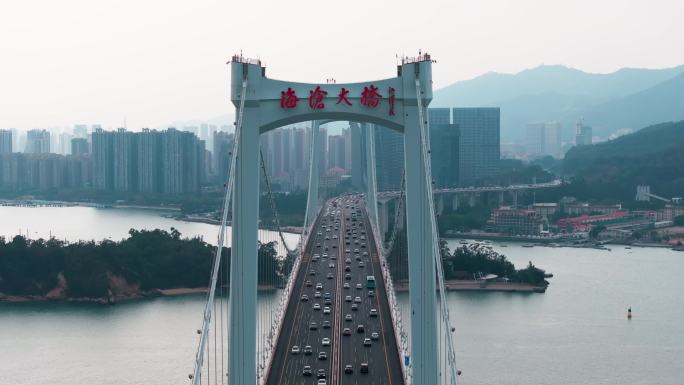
top-left (189, 54), bottom-right (460, 385)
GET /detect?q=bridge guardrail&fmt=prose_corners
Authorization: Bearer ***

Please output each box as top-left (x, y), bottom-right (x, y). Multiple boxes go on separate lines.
top-left (366, 206), bottom-right (410, 385)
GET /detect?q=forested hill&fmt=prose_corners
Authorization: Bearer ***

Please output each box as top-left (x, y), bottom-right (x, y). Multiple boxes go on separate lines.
top-left (0, 229), bottom-right (285, 302)
top-left (561, 120), bottom-right (684, 201)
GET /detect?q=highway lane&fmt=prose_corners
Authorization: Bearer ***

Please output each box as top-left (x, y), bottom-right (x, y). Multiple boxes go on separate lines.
top-left (266, 199), bottom-right (343, 385)
top-left (266, 195), bottom-right (404, 385)
top-left (338, 197), bottom-right (405, 385)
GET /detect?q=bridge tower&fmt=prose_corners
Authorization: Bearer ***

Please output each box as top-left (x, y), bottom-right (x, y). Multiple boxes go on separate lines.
top-left (229, 54), bottom-right (439, 385)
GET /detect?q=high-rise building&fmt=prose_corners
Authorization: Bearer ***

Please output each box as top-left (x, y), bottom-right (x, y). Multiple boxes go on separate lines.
top-left (428, 108), bottom-right (459, 187)
top-left (161, 128), bottom-right (204, 194)
top-left (91, 129), bottom-right (114, 190)
top-left (25, 129), bottom-right (51, 154)
top-left (71, 138), bottom-right (89, 156)
top-left (137, 129), bottom-right (162, 193)
top-left (526, 121), bottom-right (562, 158)
top-left (343, 127), bottom-right (352, 172)
top-left (113, 128), bottom-right (136, 192)
top-left (328, 134), bottom-right (346, 170)
top-left (454, 108), bottom-right (500, 185)
top-left (319, 126), bottom-right (328, 176)
top-left (73, 124), bottom-right (88, 138)
top-left (213, 131), bottom-right (235, 182)
top-left (350, 122), bottom-right (365, 190)
top-left (0, 130), bottom-right (12, 154)
top-left (374, 125), bottom-right (404, 191)
top-left (575, 119), bottom-right (593, 146)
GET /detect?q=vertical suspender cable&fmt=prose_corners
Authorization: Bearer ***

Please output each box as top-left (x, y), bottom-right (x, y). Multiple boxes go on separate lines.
top-left (415, 77), bottom-right (460, 385)
top-left (191, 78), bottom-right (247, 385)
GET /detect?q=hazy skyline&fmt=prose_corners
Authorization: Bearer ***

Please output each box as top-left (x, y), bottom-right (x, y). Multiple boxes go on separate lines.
top-left (2, 0), bottom-right (683, 130)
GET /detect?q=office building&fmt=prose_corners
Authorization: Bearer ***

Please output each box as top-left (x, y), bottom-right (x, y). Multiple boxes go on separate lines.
top-left (92, 129), bottom-right (115, 190)
top-left (328, 134), bottom-right (346, 171)
top-left (454, 108), bottom-right (500, 185)
top-left (0, 130), bottom-right (12, 154)
top-left (526, 121), bottom-right (562, 158)
top-left (25, 129), bottom-right (51, 154)
top-left (213, 131), bottom-right (235, 182)
top-left (350, 122), bottom-right (365, 190)
top-left (374, 125), bottom-right (404, 191)
top-left (137, 129), bottom-right (162, 193)
top-left (428, 108), bottom-right (459, 188)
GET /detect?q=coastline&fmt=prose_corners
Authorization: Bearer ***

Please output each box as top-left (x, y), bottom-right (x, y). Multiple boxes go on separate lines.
top-left (393, 279), bottom-right (547, 293)
top-left (0, 285), bottom-right (281, 304)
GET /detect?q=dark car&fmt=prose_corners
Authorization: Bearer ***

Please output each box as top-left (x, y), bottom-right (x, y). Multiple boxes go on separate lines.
top-left (344, 364), bottom-right (353, 374)
top-left (360, 363), bottom-right (369, 373)
top-left (357, 324), bottom-right (364, 333)
top-left (304, 345), bottom-right (313, 355)
top-left (303, 365), bottom-right (312, 376)
top-left (317, 369), bottom-right (326, 379)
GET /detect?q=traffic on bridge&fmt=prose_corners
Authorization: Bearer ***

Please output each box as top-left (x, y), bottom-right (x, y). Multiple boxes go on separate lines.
top-left (265, 195), bottom-right (404, 385)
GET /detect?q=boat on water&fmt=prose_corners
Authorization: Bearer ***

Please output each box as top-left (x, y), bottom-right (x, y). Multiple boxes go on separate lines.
top-left (625, 246), bottom-right (632, 249)
top-left (499, 244), bottom-right (508, 247)
top-left (459, 240), bottom-right (468, 244)
top-left (522, 244), bottom-right (535, 248)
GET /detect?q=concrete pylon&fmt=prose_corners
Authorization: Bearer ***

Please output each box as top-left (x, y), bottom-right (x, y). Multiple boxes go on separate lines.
top-left (304, 120), bottom-right (321, 231)
top-left (365, 123), bottom-right (380, 233)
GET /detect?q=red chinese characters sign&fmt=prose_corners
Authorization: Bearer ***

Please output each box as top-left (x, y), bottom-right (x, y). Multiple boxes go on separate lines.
top-left (279, 84), bottom-right (396, 116)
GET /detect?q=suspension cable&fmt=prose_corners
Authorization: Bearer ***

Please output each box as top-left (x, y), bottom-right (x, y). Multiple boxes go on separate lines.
top-left (190, 78), bottom-right (247, 385)
top-left (415, 77), bottom-right (460, 385)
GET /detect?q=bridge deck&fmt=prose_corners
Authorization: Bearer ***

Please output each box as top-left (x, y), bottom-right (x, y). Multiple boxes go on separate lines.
top-left (266, 195), bottom-right (404, 385)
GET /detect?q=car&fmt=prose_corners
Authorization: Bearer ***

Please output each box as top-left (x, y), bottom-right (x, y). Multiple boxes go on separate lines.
top-left (317, 379), bottom-right (327, 385)
top-left (324, 298), bottom-right (332, 305)
top-left (313, 303), bottom-right (321, 311)
top-left (351, 304), bottom-right (358, 311)
top-left (322, 253), bottom-right (328, 258)
top-left (345, 266), bottom-right (351, 272)
top-left (356, 283), bottom-right (363, 290)
top-left (368, 290), bottom-right (375, 297)
top-left (345, 295), bottom-right (352, 302)
top-left (316, 283), bottom-right (323, 290)
top-left (363, 338), bottom-right (372, 346)
top-left (344, 365), bottom-right (353, 374)
top-left (324, 292), bottom-right (331, 299)
top-left (357, 324), bottom-right (364, 333)
top-left (323, 306), bottom-right (331, 314)
top-left (322, 320), bottom-right (331, 328)
top-left (314, 291), bottom-right (321, 298)
top-left (325, 236), bottom-right (329, 240)
top-left (371, 332), bottom-right (379, 340)
top-left (330, 255), bottom-right (336, 260)
top-left (301, 294), bottom-right (309, 302)
top-left (309, 270), bottom-right (316, 276)
top-left (360, 363), bottom-right (369, 373)
top-left (345, 258), bottom-right (352, 264)
top-left (317, 369), bottom-right (326, 379)
top-left (309, 322), bottom-right (318, 330)
top-left (355, 255), bottom-right (362, 261)
top-left (305, 280), bottom-right (312, 287)
top-left (332, 244), bottom-right (337, 248)
top-left (327, 272), bottom-right (334, 279)
top-left (321, 337), bottom-right (330, 346)
top-left (354, 296), bottom-right (362, 303)
top-left (370, 308), bottom-right (378, 317)
top-left (318, 351), bottom-right (328, 360)
top-left (316, 243), bottom-right (322, 248)
top-left (304, 345), bottom-right (313, 355)
top-left (291, 345), bottom-right (300, 354)
top-left (329, 263), bottom-right (335, 268)
top-left (343, 283), bottom-right (350, 289)
top-left (345, 274), bottom-right (351, 280)
top-left (303, 365), bottom-right (312, 376)
top-left (343, 327), bottom-right (351, 336)
top-left (358, 262), bottom-right (365, 268)
top-left (345, 314), bottom-right (352, 322)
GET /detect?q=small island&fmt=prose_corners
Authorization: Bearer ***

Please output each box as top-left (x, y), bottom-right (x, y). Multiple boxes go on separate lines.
top-left (388, 231), bottom-right (550, 293)
top-left (0, 228), bottom-right (289, 303)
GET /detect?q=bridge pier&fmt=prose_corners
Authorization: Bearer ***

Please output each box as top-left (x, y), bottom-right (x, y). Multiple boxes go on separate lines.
top-left (404, 104), bottom-right (439, 385)
top-left (229, 107), bottom-right (260, 385)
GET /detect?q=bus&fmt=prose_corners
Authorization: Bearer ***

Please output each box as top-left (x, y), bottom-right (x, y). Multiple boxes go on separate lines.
top-left (366, 275), bottom-right (376, 289)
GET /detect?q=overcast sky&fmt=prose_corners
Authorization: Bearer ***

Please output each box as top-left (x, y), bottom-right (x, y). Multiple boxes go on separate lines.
top-left (1, 0), bottom-right (683, 130)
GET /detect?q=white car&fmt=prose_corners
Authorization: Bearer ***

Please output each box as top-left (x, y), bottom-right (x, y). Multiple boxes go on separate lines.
top-left (323, 307), bottom-right (331, 314)
top-left (321, 337), bottom-right (330, 346)
top-left (291, 345), bottom-right (300, 354)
